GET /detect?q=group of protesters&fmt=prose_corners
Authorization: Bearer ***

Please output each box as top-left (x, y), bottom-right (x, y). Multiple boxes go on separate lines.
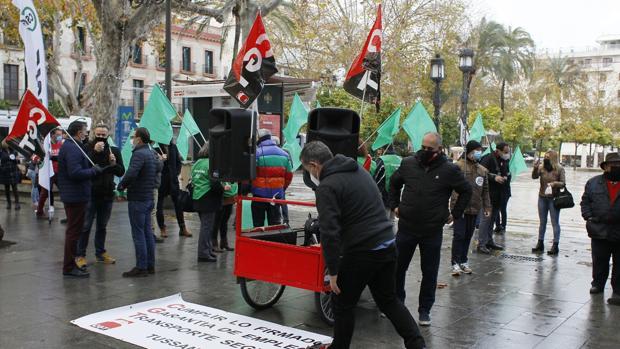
top-left (1, 118), bottom-right (619, 349)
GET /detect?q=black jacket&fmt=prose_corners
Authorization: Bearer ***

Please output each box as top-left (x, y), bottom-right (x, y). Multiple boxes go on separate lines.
top-left (159, 143), bottom-right (182, 195)
top-left (0, 149), bottom-right (20, 185)
top-left (389, 153), bottom-right (472, 237)
top-left (193, 181), bottom-right (224, 213)
top-left (87, 141), bottom-right (125, 201)
top-left (316, 155), bottom-right (394, 276)
top-left (580, 174), bottom-right (620, 241)
top-left (118, 144), bottom-right (162, 201)
top-left (480, 152), bottom-right (511, 206)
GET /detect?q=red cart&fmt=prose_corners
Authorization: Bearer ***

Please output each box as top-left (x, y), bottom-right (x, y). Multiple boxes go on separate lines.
top-left (234, 195), bottom-right (334, 325)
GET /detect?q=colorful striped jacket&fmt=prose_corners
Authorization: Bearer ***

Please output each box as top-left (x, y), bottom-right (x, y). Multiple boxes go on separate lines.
top-left (252, 139), bottom-right (293, 199)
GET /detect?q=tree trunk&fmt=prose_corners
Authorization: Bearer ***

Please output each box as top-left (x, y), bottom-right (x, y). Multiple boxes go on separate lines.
top-left (500, 79), bottom-right (506, 121)
top-left (231, 3), bottom-right (241, 68)
top-left (574, 143), bottom-right (578, 170)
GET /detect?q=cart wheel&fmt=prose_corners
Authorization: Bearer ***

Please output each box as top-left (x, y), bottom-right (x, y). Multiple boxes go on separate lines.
top-left (315, 270), bottom-right (335, 326)
top-left (239, 277), bottom-right (285, 310)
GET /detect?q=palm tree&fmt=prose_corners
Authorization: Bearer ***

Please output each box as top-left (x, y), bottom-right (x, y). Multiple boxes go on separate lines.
top-left (494, 26), bottom-right (535, 119)
top-left (538, 55), bottom-right (583, 121)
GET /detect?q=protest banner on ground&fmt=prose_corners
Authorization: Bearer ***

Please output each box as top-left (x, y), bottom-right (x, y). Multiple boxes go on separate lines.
top-left (72, 293), bottom-right (331, 349)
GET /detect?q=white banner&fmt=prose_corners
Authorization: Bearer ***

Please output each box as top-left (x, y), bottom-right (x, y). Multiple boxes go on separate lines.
top-left (38, 133), bottom-right (53, 191)
top-left (13, 0), bottom-right (48, 107)
top-left (71, 294), bottom-right (332, 349)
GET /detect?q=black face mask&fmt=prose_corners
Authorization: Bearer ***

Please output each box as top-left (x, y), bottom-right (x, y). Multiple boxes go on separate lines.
top-left (605, 166), bottom-right (620, 182)
top-left (95, 137), bottom-right (107, 144)
top-left (543, 159), bottom-right (553, 172)
top-left (417, 149), bottom-right (438, 165)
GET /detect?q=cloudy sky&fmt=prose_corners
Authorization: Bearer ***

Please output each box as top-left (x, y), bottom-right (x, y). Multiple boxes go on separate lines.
top-left (474, 0), bottom-right (620, 51)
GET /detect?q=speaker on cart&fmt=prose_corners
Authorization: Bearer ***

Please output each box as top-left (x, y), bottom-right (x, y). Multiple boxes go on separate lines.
top-left (208, 108), bottom-right (256, 181)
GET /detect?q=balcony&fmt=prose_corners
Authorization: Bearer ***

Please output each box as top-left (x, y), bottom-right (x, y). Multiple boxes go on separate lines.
top-left (71, 45), bottom-right (94, 60)
top-left (180, 62), bottom-right (196, 75)
top-left (202, 64), bottom-right (217, 79)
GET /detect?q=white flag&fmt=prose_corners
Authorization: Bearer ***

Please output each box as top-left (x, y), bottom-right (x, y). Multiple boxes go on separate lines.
top-left (38, 133), bottom-right (53, 191)
top-left (12, 0), bottom-right (48, 107)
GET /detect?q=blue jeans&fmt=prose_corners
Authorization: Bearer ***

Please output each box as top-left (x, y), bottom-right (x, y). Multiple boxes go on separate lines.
top-left (128, 200), bottom-right (155, 269)
top-left (478, 205), bottom-right (500, 247)
top-left (77, 199), bottom-right (113, 257)
top-left (451, 214), bottom-right (477, 264)
top-left (538, 197), bottom-right (561, 243)
top-left (198, 211), bottom-right (216, 258)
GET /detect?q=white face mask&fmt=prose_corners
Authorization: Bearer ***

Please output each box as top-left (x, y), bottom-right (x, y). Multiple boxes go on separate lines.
top-left (310, 172), bottom-right (320, 186)
top-left (501, 153), bottom-right (511, 160)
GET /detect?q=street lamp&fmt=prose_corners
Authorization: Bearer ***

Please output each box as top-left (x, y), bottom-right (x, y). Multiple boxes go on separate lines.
top-left (130, 0), bottom-right (172, 100)
top-left (458, 48), bottom-right (475, 145)
top-left (430, 54), bottom-right (445, 131)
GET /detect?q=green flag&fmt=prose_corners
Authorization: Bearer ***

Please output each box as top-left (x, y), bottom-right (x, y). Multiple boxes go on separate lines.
top-left (401, 101), bottom-right (437, 151)
top-left (107, 136), bottom-right (116, 147)
top-left (177, 110), bottom-right (201, 161)
top-left (139, 85), bottom-right (175, 145)
top-left (316, 100), bottom-right (321, 108)
top-left (121, 128), bottom-right (136, 170)
top-left (283, 94), bottom-right (308, 144)
top-left (469, 113), bottom-right (486, 142)
top-left (482, 141), bottom-right (496, 156)
top-left (371, 108), bottom-right (401, 151)
top-left (509, 145), bottom-right (528, 181)
top-left (242, 200), bottom-right (266, 229)
top-left (282, 141), bottom-right (302, 171)
top-left (379, 154), bottom-right (402, 189)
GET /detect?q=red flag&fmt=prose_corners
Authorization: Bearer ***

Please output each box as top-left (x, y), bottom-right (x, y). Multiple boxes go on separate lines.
top-left (344, 4), bottom-right (382, 111)
top-left (4, 90), bottom-right (60, 158)
top-left (224, 13), bottom-right (278, 108)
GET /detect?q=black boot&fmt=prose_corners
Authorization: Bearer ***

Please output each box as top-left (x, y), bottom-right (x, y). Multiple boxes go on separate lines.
top-left (532, 240), bottom-right (544, 253)
top-left (547, 242), bottom-right (559, 256)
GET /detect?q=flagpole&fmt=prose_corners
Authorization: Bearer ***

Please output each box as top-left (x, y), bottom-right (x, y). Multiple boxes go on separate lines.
top-left (177, 112), bottom-right (206, 145)
top-left (58, 127), bottom-right (96, 167)
top-left (358, 108), bottom-right (395, 149)
top-left (359, 72), bottom-right (370, 120)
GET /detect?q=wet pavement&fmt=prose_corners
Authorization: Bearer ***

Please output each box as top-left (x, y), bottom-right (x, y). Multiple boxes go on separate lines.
top-left (1, 168), bottom-right (619, 348)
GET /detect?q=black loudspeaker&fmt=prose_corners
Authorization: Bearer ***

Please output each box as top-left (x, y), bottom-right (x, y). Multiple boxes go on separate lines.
top-left (304, 108), bottom-right (360, 190)
top-left (307, 108), bottom-right (360, 158)
top-left (208, 108), bottom-right (256, 181)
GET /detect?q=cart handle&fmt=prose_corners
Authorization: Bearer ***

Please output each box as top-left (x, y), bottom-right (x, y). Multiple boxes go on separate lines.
top-left (236, 195), bottom-right (316, 208)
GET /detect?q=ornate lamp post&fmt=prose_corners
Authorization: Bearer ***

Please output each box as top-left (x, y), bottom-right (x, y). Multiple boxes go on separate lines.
top-left (130, 0), bottom-right (172, 99)
top-left (458, 48), bottom-right (475, 145)
top-left (429, 54), bottom-right (445, 131)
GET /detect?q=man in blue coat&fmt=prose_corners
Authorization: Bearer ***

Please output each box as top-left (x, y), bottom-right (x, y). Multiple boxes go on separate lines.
top-left (57, 121), bottom-right (101, 278)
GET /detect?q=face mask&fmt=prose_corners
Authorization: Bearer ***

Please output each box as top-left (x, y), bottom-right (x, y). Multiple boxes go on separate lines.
top-left (501, 153), bottom-right (511, 161)
top-left (55, 136), bottom-right (63, 142)
top-left (472, 150), bottom-right (482, 162)
top-left (417, 149), bottom-right (438, 165)
top-left (543, 159), bottom-right (553, 171)
top-left (605, 166), bottom-right (620, 182)
top-left (310, 172), bottom-right (320, 186)
top-left (95, 137), bottom-right (107, 144)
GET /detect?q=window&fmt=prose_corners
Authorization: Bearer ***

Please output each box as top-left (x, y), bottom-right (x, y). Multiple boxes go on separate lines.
top-left (3, 64), bottom-right (18, 101)
top-left (599, 73), bottom-right (607, 82)
top-left (132, 44), bottom-right (143, 65)
top-left (603, 57), bottom-right (613, 66)
top-left (204, 50), bottom-right (213, 74)
top-left (133, 79), bottom-right (144, 112)
top-left (182, 97), bottom-right (190, 113)
top-left (584, 58), bottom-right (592, 66)
top-left (157, 43), bottom-right (166, 68)
top-left (182, 47), bottom-right (191, 71)
top-left (73, 72), bottom-right (87, 97)
top-left (598, 90), bottom-right (606, 99)
top-left (76, 26), bottom-right (86, 54)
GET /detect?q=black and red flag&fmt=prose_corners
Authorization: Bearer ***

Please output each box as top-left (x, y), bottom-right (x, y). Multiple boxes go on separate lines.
top-left (224, 12), bottom-right (278, 108)
top-left (344, 4), bottom-right (382, 112)
top-left (3, 90), bottom-right (60, 158)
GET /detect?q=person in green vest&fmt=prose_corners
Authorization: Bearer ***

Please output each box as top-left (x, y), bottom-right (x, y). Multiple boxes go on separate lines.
top-left (357, 140), bottom-right (377, 176)
top-left (191, 143), bottom-right (226, 262)
top-left (375, 146), bottom-right (402, 223)
top-left (212, 181), bottom-right (238, 252)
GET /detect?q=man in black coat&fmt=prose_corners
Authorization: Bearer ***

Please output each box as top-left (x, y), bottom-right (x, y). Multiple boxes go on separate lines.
top-left (76, 124), bottom-right (125, 268)
top-left (302, 141), bottom-right (426, 349)
top-left (477, 142), bottom-right (511, 254)
top-left (155, 141), bottom-right (191, 238)
top-left (581, 152), bottom-right (620, 305)
top-left (389, 132), bottom-right (472, 326)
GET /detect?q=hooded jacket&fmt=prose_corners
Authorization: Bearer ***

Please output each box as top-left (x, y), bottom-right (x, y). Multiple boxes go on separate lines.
top-left (315, 155), bottom-right (394, 276)
top-left (252, 137), bottom-right (293, 199)
top-left (450, 157), bottom-right (491, 215)
top-left (389, 153), bottom-right (472, 237)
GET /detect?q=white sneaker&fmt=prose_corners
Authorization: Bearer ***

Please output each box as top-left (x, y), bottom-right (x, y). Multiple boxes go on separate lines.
top-left (459, 263), bottom-right (472, 274)
top-left (451, 263), bottom-right (462, 276)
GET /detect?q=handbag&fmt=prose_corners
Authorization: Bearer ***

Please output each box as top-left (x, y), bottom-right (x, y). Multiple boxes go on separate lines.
top-left (553, 186), bottom-right (574, 209)
top-left (178, 181), bottom-right (195, 213)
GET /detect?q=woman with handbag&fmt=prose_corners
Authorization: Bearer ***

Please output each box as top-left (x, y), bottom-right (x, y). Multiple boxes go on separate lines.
top-left (191, 143), bottom-right (226, 262)
top-left (532, 150), bottom-right (566, 255)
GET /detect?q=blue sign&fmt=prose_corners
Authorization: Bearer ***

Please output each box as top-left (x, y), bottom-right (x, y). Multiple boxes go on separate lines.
top-left (115, 106), bottom-right (136, 148)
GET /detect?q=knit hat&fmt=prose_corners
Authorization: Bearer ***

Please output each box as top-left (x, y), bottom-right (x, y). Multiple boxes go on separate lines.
top-left (258, 128), bottom-right (272, 141)
top-left (466, 140), bottom-right (482, 155)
